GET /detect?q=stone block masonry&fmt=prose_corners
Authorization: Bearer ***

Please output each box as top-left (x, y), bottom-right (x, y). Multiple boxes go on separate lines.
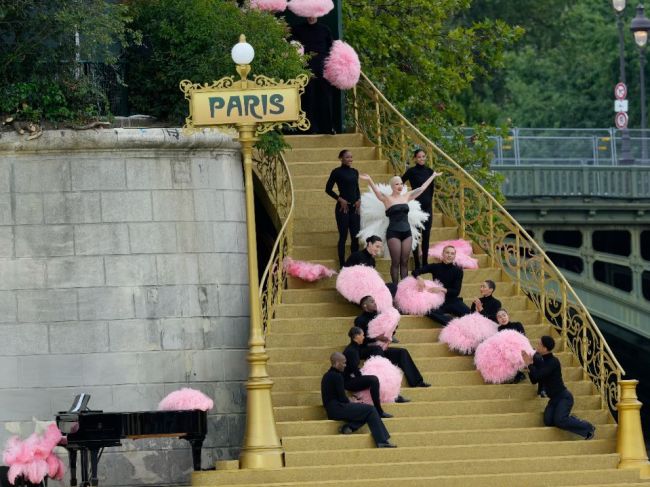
top-left (0, 129), bottom-right (249, 486)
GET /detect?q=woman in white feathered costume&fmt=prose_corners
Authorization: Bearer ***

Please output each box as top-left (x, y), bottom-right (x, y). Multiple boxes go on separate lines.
top-left (358, 172), bottom-right (441, 283)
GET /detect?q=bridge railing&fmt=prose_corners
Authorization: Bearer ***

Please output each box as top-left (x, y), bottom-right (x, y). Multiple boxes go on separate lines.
top-left (350, 72), bottom-right (625, 416)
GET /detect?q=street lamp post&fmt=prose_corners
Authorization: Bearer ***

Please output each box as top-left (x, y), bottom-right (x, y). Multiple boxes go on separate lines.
top-left (631, 3), bottom-right (650, 162)
top-left (613, 0), bottom-right (635, 164)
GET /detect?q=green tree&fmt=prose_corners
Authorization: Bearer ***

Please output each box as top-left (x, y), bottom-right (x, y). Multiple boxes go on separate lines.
top-left (125, 0), bottom-right (308, 123)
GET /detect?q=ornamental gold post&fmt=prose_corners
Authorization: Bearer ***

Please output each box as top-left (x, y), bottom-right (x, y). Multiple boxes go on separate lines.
top-left (617, 380), bottom-right (650, 478)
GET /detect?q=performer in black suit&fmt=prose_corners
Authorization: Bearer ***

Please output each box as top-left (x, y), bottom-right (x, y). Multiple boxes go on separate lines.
top-left (522, 336), bottom-right (595, 439)
top-left (321, 352), bottom-right (396, 448)
top-left (344, 235), bottom-right (397, 297)
top-left (470, 280), bottom-right (502, 322)
top-left (354, 296), bottom-right (430, 389)
top-left (412, 245), bottom-right (471, 325)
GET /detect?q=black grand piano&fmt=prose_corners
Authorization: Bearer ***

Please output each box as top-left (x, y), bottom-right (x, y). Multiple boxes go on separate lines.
top-left (55, 395), bottom-right (207, 487)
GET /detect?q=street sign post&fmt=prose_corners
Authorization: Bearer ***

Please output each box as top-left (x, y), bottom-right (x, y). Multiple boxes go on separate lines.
top-left (615, 82), bottom-right (628, 100)
top-left (616, 111), bottom-right (629, 129)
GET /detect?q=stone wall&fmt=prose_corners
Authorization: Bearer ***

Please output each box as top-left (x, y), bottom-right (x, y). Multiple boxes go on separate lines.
top-left (0, 128), bottom-right (249, 486)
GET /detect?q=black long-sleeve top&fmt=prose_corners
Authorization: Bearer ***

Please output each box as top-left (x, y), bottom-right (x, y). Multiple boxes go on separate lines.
top-left (321, 367), bottom-right (350, 408)
top-left (291, 22), bottom-right (333, 76)
top-left (344, 249), bottom-right (375, 268)
top-left (325, 165), bottom-right (361, 205)
top-left (402, 164), bottom-right (434, 209)
top-left (354, 311), bottom-right (378, 345)
top-left (498, 321), bottom-right (525, 335)
top-left (527, 352), bottom-right (566, 399)
top-left (412, 262), bottom-right (463, 300)
top-left (471, 295), bottom-right (502, 322)
top-left (343, 342), bottom-right (363, 380)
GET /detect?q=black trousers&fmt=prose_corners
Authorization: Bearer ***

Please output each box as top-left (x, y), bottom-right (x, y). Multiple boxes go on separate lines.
top-left (413, 204), bottom-right (433, 269)
top-left (303, 76), bottom-right (333, 134)
top-left (335, 204), bottom-right (360, 267)
top-left (543, 389), bottom-right (594, 438)
top-left (426, 297), bottom-right (471, 326)
top-left (325, 401), bottom-right (390, 445)
top-left (360, 345), bottom-right (423, 387)
top-left (345, 375), bottom-right (384, 415)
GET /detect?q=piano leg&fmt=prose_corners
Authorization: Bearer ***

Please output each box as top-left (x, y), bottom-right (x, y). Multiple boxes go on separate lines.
top-left (68, 448), bottom-right (78, 486)
top-left (89, 448), bottom-right (99, 487)
top-left (79, 448), bottom-right (89, 487)
top-left (187, 438), bottom-right (204, 471)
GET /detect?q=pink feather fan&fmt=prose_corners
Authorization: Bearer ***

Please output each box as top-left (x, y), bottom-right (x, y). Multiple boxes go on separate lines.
top-left (356, 356), bottom-right (403, 404)
top-left (158, 388), bottom-right (214, 412)
top-left (3, 424), bottom-right (66, 484)
top-left (439, 312), bottom-right (498, 354)
top-left (367, 307), bottom-right (400, 350)
top-left (287, 0), bottom-right (334, 17)
top-left (395, 276), bottom-right (445, 315)
top-left (335, 265), bottom-right (393, 312)
top-left (283, 257), bottom-right (336, 282)
top-left (474, 330), bottom-right (535, 384)
top-left (323, 40), bottom-right (361, 89)
top-left (250, 0), bottom-right (287, 12)
top-left (428, 239), bottom-right (479, 269)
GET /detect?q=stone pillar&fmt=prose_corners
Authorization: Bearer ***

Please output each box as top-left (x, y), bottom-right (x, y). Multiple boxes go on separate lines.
top-left (0, 128), bottom-right (249, 486)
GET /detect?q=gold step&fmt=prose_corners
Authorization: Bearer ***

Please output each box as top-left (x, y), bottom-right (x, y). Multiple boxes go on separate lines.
top-left (287, 133), bottom-right (369, 149)
top-left (285, 146), bottom-right (377, 162)
top-left (289, 160), bottom-right (389, 176)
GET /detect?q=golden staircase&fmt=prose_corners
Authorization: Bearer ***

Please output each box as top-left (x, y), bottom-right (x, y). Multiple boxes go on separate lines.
top-left (193, 74), bottom-right (649, 486)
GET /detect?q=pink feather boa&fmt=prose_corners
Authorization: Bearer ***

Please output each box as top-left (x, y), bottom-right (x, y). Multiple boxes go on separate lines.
top-left (158, 388), bottom-right (214, 412)
top-left (323, 41), bottom-right (361, 89)
top-left (439, 312), bottom-right (498, 354)
top-left (356, 356), bottom-right (403, 404)
top-left (3, 424), bottom-right (65, 484)
top-left (474, 330), bottom-right (535, 384)
top-left (428, 239), bottom-right (479, 269)
top-left (395, 276), bottom-right (445, 315)
top-left (287, 0), bottom-right (333, 17)
top-left (250, 0), bottom-right (287, 12)
top-left (335, 265), bottom-right (393, 312)
top-left (283, 257), bottom-right (337, 282)
top-left (367, 307), bottom-right (400, 350)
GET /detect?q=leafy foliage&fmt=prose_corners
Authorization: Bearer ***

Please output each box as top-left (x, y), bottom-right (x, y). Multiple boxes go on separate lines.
top-left (0, 0), bottom-right (138, 123)
top-left (124, 0), bottom-right (308, 124)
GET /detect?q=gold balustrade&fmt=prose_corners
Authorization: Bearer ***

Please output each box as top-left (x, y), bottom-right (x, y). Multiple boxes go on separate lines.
top-left (254, 148), bottom-right (294, 335)
top-left (350, 72), bottom-right (625, 415)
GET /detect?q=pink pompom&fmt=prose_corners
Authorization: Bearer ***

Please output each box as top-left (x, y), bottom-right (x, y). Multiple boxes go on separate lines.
top-left (250, 0), bottom-right (287, 12)
top-left (474, 330), bottom-right (535, 384)
top-left (335, 265), bottom-right (393, 312)
top-left (356, 356), bottom-right (403, 403)
top-left (428, 239), bottom-right (479, 269)
top-left (283, 257), bottom-right (336, 282)
top-left (323, 40), bottom-right (361, 90)
top-left (367, 308), bottom-right (400, 350)
top-left (287, 0), bottom-right (333, 17)
top-left (158, 388), bottom-right (214, 412)
top-left (395, 276), bottom-right (445, 315)
top-left (439, 312), bottom-right (498, 354)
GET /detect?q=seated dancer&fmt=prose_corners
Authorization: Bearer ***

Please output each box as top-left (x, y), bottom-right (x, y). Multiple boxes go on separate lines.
top-left (412, 245), bottom-right (471, 325)
top-left (522, 336), bottom-right (595, 440)
top-left (343, 327), bottom-right (393, 418)
top-left (360, 172), bottom-right (439, 284)
top-left (495, 308), bottom-right (527, 383)
top-left (355, 296), bottom-right (431, 389)
top-left (321, 352), bottom-right (396, 448)
top-left (470, 280), bottom-right (502, 322)
top-left (344, 235), bottom-right (397, 296)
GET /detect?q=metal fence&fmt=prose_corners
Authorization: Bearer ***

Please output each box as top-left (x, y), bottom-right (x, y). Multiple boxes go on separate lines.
top-left (489, 128), bottom-right (650, 166)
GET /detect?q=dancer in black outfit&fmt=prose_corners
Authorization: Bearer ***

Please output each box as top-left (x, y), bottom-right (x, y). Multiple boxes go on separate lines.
top-left (412, 245), bottom-right (471, 325)
top-left (321, 352), bottom-right (396, 447)
top-left (291, 16), bottom-right (334, 134)
top-left (354, 296), bottom-right (431, 388)
top-left (522, 336), bottom-right (596, 439)
top-left (470, 280), bottom-right (502, 322)
top-left (344, 235), bottom-right (397, 297)
top-left (361, 171), bottom-right (440, 283)
top-left (495, 308), bottom-right (525, 335)
top-left (402, 149), bottom-right (435, 269)
top-left (343, 327), bottom-right (393, 418)
top-left (326, 150), bottom-right (361, 267)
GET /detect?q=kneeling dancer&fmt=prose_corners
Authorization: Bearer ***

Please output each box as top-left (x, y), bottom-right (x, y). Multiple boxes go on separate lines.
top-left (321, 352), bottom-right (396, 448)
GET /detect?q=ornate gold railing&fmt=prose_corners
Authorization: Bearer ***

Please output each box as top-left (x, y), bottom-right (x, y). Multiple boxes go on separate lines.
top-left (254, 148), bottom-right (294, 334)
top-left (350, 72), bottom-right (624, 415)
